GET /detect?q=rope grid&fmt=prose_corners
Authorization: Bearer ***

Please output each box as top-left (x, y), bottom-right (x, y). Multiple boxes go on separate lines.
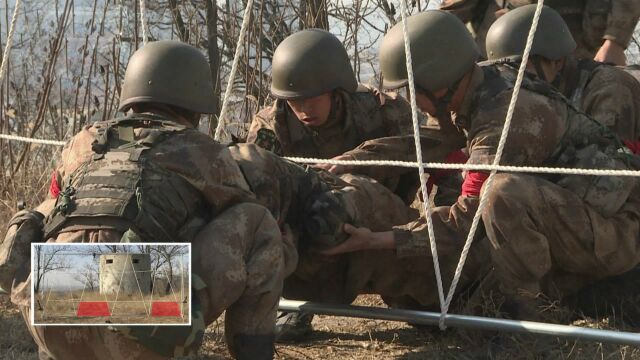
top-left (2, 0), bottom-right (638, 331)
top-left (0, 0), bottom-right (20, 86)
top-left (139, 0), bottom-right (149, 45)
top-left (438, 0), bottom-right (546, 328)
top-left (398, 0), bottom-right (446, 318)
top-left (214, 0), bottom-right (255, 142)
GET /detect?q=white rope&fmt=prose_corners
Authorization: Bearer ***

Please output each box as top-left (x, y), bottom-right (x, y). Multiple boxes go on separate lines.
top-left (139, 0), bottom-right (149, 45)
top-left (0, 133), bottom-right (66, 146)
top-left (129, 256), bottom-right (150, 316)
top-left (398, 0), bottom-right (446, 313)
top-left (214, 0), bottom-right (255, 142)
top-left (0, 0), bottom-right (20, 85)
top-left (1, 133), bottom-right (639, 177)
top-left (439, 0), bottom-right (547, 329)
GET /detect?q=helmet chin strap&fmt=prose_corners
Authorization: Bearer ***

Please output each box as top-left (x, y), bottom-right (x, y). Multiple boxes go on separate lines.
top-left (532, 57), bottom-right (548, 82)
top-left (418, 78), bottom-right (462, 118)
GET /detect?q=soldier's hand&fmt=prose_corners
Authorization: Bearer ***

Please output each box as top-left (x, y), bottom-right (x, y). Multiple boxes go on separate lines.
top-left (594, 40), bottom-right (626, 66)
top-left (319, 224), bottom-right (394, 255)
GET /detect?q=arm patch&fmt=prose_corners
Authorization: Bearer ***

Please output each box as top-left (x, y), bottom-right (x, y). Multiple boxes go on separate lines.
top-left (254, 128), bottom-right (282, 155)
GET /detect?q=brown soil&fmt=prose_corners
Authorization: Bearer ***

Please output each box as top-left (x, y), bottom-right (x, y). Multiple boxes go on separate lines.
top-left (2, 293), bottom-right (640, 360)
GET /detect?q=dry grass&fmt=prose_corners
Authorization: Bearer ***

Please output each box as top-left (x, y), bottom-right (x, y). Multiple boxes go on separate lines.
top-left (0, 294), bottom-right (38, 360)
top-left (192, 295), bottom-right (640, 360)
top-left (33, 290), bottom-right (189, 325)
top-left (3, 292), bottom-right (640, 359)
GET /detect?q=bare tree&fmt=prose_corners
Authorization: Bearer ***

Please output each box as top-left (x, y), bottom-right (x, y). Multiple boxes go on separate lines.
top-left (150, 245), bottom-right (188, 289)
top-left (73, 261), bottom-right (99, 291)
top-left (34, 245), bottom-right (71, 293)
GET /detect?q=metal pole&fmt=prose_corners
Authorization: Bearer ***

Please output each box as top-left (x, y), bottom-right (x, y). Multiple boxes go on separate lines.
top-left (279, 299), bottom-right (640, 347)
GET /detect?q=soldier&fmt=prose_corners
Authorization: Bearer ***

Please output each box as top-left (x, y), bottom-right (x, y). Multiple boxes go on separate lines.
top-left (1, 41), bottom-right (295, 360)
top-left (440, 0), bottom-right (640, 65)
top-left (246, 28), bottom-right (418, 340)
top-left (485, 4), bottom-right (640, 145)
top-left (247, 29), bottom-right (415, 159)
top-left (322, 10), bottom-right (640, 322)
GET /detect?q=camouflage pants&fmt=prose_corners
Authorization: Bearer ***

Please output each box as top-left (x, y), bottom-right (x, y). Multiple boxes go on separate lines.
top-left (483, 173), bottom-right (640, 300)
top-left (20, 202), bottom-right (295, 359)
top-left (284, 175), bottom-right (490, 310)
top-left (283, 174), bottom-right (419, 303)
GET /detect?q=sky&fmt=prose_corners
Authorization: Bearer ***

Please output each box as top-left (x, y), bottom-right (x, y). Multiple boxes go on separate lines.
top-left (39, 245), bottom-right (190, 292)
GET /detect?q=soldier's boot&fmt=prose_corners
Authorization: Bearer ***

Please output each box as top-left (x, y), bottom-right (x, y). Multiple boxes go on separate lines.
top-left (275, 311), bottom-right (314, 342)
top-left (232, 333), bottom-right (275, 360)
top-left (502, 290), bottom-right (574, 325)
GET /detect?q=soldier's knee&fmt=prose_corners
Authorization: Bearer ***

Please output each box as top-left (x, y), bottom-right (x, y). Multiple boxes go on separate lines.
top-left (484, 174), bottom-right (534, 206)
top-left (482, 174), bottom-right (539, 225)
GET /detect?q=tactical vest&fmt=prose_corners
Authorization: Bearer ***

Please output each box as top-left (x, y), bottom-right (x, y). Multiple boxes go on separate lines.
top-left (43, 114), bottom-right (209, 243)
top-left (476, 63), bottom-right (637, 216)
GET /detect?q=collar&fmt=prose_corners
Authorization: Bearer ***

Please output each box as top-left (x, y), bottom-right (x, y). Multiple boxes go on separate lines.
top-left (450, 64), bottom-right (484, 130)
top-left (557, 55), bottom-right (579, 97)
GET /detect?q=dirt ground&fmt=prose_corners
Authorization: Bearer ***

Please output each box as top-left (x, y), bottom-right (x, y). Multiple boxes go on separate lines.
top-left (3, 293), bottom-right (640, 360)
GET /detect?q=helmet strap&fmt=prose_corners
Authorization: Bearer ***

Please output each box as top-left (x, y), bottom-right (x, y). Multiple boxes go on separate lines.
top-left (550, 58), bottom-right (567, 88)
top-left (532, 57), bottom-right (549, 82)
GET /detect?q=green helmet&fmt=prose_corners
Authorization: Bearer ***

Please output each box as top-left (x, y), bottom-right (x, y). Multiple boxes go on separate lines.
top-left (270, 29), bottom-right (358, 100)
top-left (119, 40), bottom-right (216, 114)
top-left (486, 5), bottom-right (576, 62)
top-left (379, 10), bottom-right (480, 92)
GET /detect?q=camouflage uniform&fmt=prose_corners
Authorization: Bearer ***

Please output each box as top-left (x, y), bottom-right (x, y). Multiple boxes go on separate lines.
top-left (336, 115), bottom-right (468, 206)
top-left (441, 0), bottom-right (640, 59)
top-left (227, 143), bottom-right (420, 303)
top-left (226, 144), bottom-right (480, 311)
top-left (9, 115), bottom-right (295, 360)
top-left (385, 63), bottom-right (640, 314)
top-left (246, 87), bottom-right (416, 158)
top-left (554, 57), bottom-right (640, 142)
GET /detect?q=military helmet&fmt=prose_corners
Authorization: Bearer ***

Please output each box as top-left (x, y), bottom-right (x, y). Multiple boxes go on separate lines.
top-left (119, 40), bottom-right (216, 114)
top-left (270, 29), bottom-right (358, 100)
top-left (379, 10), bottom-right (480, 92)
top-left (486, 5), bottom-right (576, 62)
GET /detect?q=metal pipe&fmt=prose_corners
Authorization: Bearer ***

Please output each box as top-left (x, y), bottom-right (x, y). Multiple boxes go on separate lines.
top-left (279, 299), bottom-right (640, 347)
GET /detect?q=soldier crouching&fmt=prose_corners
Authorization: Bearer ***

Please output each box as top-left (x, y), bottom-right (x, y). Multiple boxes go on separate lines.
top-left (0, 41), bottom-right (295, 360)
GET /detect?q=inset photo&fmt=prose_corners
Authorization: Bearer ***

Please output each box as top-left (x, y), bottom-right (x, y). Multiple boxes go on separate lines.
top-left (31, 243), bottom-right (191, 326)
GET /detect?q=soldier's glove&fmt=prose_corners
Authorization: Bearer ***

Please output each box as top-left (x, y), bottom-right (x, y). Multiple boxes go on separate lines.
top-left (0, 210), bottom-right (44, 290)
top-left (303, 191), bottom-right (353, 250)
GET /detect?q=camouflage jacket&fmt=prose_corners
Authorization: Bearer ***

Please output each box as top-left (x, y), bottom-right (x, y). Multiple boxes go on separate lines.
top-left (246, 85), bottom-right (416, 158)
top-left (441, 0), bottom-right (640, 59)
top-left (47, 113), bottom-right (255, 242)
top-left (228, 143), bottom-right (353, 250)
top-left (394, 63), bottom-right (639, 256)
top-left (558, 57), bottom-right (640, 142)
top-left (335, 117), bottom-right (467, 205)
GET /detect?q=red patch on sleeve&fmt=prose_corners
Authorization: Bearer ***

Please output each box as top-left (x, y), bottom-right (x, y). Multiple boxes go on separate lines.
top-left (623, 140), bottom-right (640, 155)
top-left (461, 171), bottom-right (490, 197)
top-left (49, 171), bottom-right (61, 198)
